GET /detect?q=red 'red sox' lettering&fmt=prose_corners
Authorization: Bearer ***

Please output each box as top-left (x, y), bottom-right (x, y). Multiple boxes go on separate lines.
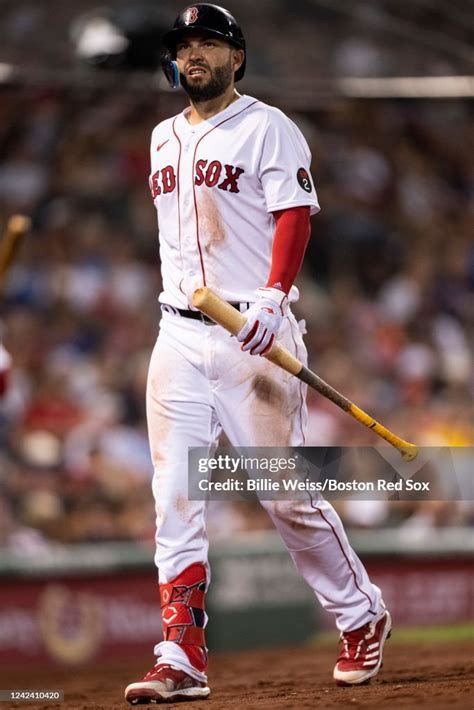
top-left (218, 164), bottom-right (244, 193)
top-left (150, 162), bottom-right (245, 198)
top-left (194, 159), bottom-right (207, 186)
top-left (196, 161), bottom-right (244, 192)
top-left (205, 160), bottom-right (221, 187)
top-left (161, 165), bottom-right (176, 193)
top-left (150, 171), bottom-right (161, 198)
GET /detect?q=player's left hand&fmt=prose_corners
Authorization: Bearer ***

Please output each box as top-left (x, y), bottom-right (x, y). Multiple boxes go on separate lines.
top-left (237, 287), bottom-right (287, 356)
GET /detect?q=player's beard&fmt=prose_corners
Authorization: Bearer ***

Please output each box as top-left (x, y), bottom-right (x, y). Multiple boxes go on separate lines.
top-left (181, 61), bottom-right (233, 102)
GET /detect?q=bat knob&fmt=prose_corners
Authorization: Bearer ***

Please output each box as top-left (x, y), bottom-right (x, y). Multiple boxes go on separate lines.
top-left (401, 444), bottom-right (418, 462)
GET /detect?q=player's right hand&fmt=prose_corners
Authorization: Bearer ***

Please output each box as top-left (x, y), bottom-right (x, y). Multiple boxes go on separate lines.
top-left (237, 287), bottom-right (287, 356)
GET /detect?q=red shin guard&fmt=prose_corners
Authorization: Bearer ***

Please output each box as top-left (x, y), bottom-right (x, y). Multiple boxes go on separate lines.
top-left (160, 563), bottom-right (208, 672)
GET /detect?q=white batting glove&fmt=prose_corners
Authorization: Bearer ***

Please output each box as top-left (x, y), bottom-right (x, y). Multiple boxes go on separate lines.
top-left (237, 287), bottom-right (287, 356)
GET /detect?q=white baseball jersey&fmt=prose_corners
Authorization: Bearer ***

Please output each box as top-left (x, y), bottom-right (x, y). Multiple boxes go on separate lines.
top-left (149, 95), bottom-right (320, 307)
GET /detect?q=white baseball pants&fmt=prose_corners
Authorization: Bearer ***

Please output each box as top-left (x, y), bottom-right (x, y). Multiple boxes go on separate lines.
top-left (147, 310), bottom-right (385, 644)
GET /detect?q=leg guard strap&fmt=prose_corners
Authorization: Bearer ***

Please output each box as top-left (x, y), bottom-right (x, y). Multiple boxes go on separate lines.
top-left (160, 563), bottom-right (207, 663)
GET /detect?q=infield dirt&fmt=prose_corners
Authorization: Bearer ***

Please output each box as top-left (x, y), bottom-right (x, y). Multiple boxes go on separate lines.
top-left (2, 640), bottom-right (472, 709)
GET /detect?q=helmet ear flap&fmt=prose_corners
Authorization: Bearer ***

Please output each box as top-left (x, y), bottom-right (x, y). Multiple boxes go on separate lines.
top-left (161, 53), bottom-right (180, 88)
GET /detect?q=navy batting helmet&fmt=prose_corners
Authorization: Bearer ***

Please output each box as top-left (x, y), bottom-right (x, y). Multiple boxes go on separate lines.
top-left (162, 4), bottom-right (246, 81)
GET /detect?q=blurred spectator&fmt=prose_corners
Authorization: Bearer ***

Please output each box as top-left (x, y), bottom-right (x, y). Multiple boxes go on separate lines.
top-left (0, 341), bottom-right (11, 396)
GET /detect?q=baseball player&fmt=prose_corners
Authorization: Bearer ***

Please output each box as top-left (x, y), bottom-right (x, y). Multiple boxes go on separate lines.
top-left (125, 4), bottom-right (391, 704)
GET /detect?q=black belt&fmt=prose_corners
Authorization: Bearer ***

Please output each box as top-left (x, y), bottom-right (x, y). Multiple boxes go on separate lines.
top-left (161, 302), bottom-right (250, 325)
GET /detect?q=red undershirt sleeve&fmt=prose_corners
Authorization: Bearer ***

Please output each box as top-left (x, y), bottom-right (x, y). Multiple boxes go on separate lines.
top-left (266, 206), bottom-right (311, 294)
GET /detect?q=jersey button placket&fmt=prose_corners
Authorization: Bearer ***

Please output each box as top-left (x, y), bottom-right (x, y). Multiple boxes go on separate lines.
top-left (180, 129), bottom-right (200, 292)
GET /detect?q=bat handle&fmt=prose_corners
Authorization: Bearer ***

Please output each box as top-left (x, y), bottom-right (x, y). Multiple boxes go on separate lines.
top-left (192, 287), bottom-right (303, 374)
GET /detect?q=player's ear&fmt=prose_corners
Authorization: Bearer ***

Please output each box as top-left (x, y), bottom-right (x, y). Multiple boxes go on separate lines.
top-left (231, 48), bottom-right (244, 75)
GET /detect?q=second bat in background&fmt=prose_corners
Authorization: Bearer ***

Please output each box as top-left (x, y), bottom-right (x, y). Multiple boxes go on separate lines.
top-left (0, 214), bottom-right (31, 293)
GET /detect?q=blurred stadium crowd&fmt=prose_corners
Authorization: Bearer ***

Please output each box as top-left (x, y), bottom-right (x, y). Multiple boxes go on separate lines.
top-left (0, 84), bottom-right (472, 551)
top-left (1, 0), bottom-right (471, 81)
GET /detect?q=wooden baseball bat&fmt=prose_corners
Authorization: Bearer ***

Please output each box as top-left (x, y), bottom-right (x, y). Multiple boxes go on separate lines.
top-left (192, 287), bottom-right (418, 461)
top-left (0, 214), bottom-right (31, 293)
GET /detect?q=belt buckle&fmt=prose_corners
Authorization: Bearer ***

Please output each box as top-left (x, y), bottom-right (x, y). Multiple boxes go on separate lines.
top-left (200, 312), bottom-right (215, 326)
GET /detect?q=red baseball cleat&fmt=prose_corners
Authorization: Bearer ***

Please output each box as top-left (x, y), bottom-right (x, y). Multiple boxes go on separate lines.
top-left (333, 610), bottom-right (392, 686)
top-left (125, 663), bottom-right (210, 704)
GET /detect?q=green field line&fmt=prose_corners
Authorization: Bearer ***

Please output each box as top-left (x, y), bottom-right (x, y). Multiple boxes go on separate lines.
top-left (310, 623), bottom-right (474, 646)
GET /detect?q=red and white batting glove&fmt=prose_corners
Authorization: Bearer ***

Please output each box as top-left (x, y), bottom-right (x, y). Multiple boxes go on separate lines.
top-left (0, 342), bottom-right (12, 396)
top-left (237, 287), bottom-right (287, 356)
